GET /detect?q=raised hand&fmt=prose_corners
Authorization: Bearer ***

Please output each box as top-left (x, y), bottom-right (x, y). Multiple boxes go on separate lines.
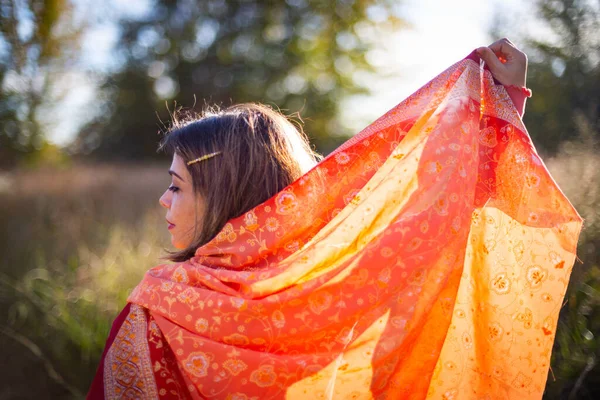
top-left (477, 38), bottom-right (528, 88)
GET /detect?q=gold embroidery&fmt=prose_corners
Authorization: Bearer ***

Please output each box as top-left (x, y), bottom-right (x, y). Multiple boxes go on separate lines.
top-left (104, 304), bottom-right (159, 399)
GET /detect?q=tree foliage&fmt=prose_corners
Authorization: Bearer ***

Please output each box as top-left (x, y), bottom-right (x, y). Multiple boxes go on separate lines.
top-left (0, 0), bottom-right (85, 168)
top-left (522, 0), bottom-right (599, 154)
top-left (71, 0), bottom-right (403, 159)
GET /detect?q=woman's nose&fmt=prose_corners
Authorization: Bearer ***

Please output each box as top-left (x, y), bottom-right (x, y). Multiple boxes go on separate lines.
top-left (159, 192), bottom-right (170, 209)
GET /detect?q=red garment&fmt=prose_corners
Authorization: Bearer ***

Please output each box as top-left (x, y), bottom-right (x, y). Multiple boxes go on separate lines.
top-left (87, 303), bottom-right (192, 399)
top-left (87, 51), bottom-right (579, 399)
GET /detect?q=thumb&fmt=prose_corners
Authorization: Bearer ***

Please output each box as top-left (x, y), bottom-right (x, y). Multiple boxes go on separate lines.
top-left (477, 46), bottom-right (505, 75)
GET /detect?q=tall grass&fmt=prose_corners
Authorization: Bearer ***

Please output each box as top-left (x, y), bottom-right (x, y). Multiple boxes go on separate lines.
top-left (0, 162), bottom-right (171, 399)
top-left (0, 141), bottom-right (599, 398)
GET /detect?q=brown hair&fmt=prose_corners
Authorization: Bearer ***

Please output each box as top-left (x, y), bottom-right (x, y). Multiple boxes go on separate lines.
top-left (158, 103), bottom-right (322, 262)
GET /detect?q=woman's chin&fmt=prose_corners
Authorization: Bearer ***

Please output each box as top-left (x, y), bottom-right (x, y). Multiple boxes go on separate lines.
top-left (171, 237), bottom-right (184, 249)
top-left (172, 237), bottom-right (193, 250)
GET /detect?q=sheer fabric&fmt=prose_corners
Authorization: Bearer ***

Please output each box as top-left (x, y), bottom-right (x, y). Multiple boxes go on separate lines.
top-left (89, 51), bottom-right (581, 399)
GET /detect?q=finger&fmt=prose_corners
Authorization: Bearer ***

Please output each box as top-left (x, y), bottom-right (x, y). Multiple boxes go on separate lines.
top-left (488, 38), bottom-right (523, 62)
top-left (488, 38), bottom-right (514, 50)
top-left (488, 39), bottom-right (514, 57)
top-left (477, 46), bottom-right (506, 73)
top-left (495, 37), bottom-right (515, 46)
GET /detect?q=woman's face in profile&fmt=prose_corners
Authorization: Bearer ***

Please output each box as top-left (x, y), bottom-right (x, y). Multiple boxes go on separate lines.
top-left (159, 153), bottom-right (206, 249)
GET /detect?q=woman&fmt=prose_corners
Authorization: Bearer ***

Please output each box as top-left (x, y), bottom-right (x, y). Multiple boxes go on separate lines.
top-left (87, 39), bottom-right (581, 399)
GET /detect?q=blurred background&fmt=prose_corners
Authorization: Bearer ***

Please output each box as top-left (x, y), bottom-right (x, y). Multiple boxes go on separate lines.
top-left (0, 0), bottom-right (598, 398)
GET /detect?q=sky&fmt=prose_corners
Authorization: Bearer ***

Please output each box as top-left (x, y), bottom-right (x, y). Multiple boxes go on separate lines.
top-left (339, 0), bottom-right (535, 133)
top-left (48, 0), bottom-right (536, 146)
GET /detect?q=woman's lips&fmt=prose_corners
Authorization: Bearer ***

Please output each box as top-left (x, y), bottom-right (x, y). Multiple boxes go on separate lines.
top-left (167, 219), bottom-right (175, 230)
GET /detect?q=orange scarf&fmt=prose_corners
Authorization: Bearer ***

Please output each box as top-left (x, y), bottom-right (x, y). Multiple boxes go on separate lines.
top-left (105, 52), bottom-right (582, 399)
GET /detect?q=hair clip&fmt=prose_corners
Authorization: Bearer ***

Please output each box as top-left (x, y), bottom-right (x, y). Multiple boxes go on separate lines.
top-left (186, 151), bottom-right (222, 166)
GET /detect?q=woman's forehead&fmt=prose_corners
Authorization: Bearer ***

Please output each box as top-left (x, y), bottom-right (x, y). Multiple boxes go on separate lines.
top-left (169, 154), bottom-right (188, 182)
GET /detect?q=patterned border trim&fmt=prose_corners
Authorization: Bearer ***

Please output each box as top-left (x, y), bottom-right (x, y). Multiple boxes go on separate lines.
top-left (104, 304), bottom-right (159, 399)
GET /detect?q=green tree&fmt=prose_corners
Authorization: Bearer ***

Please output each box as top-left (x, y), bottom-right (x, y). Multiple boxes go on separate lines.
top-left (0, 0), bottom-right (86, 168)
top-left (523, 0), bottom-right (599, 154)
top-left (72, 0), bottom-right (404, 159)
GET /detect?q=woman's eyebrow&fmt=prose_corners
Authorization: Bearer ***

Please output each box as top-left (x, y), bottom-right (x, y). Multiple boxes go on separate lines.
top-left (168, 170), bottom-right (185, 182)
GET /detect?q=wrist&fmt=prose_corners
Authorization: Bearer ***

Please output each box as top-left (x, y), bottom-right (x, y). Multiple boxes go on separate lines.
top-left (504, 84), bottom-right (529, 118)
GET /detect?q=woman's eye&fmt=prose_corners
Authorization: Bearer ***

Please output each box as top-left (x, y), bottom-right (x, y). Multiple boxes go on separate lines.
top-left (168, 186), bottom-right (179, 193)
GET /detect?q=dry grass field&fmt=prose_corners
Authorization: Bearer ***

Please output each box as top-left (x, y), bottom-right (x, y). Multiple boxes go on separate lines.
top-left (0, 162), bottom-right (171, 399)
